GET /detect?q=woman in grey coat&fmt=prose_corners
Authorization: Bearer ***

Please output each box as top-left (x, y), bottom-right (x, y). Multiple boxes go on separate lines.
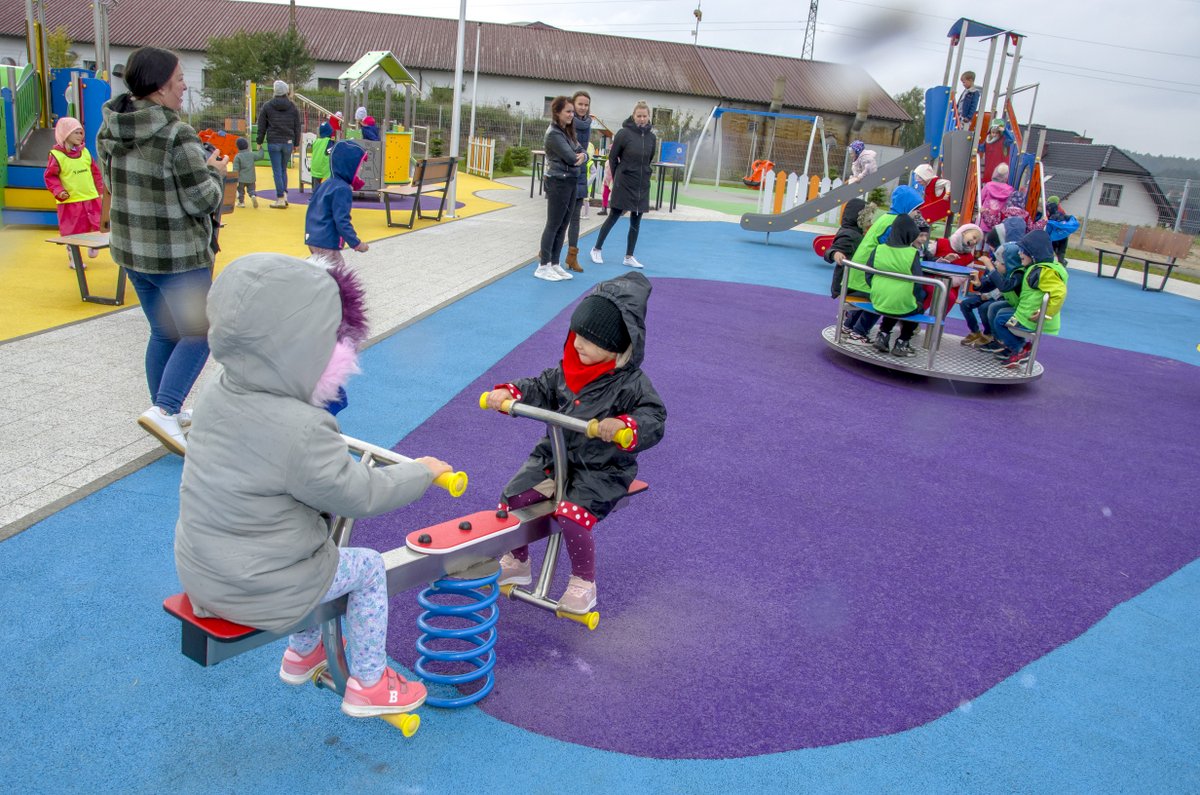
top-left (534, 96), bottom-right (587, 282)
top-left (175, 252), bottom-right (451, 718)
top-left (589, 101), bottom-right (656, 269)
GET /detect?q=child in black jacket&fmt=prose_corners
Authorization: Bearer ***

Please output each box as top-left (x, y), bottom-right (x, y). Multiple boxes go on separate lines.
top-left (826, 198), bottom-right (870, 298)
top-left (485, 273), bottom-right (666, 614)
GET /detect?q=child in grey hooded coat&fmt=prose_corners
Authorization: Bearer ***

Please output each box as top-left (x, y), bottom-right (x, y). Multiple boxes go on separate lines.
top-left (175, 252), bottom-right (450, 718)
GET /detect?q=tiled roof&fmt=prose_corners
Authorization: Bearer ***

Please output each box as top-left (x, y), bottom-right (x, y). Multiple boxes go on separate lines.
top-left (0, 0), bottom-right (909, 121)
top-left (1025, 124), bottom-right (1090, 146)
top-left (1042, 142), bottom-right (1172, 223)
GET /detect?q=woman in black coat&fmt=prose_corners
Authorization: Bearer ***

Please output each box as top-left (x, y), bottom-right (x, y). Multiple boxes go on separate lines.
top-left (535, 96), bottom-right (587, 282)
top-left (589, 101), bottom-right (656, 269)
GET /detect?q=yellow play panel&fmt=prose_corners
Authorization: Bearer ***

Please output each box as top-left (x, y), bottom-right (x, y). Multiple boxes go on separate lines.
top-left (0, 167), bottom-right (515, 342)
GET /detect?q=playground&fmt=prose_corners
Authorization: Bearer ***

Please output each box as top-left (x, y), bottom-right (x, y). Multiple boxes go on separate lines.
top-left (1, 5), bottom-right (1198, 792)
top-left (2, 217), bottom-right (1199, 793)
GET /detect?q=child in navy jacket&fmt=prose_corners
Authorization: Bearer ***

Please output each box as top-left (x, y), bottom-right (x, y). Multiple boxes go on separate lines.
top-left (305, 141), bottom-right (369, 267)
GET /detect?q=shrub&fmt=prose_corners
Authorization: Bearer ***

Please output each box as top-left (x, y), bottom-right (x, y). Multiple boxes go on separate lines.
top-left (507, 146), bottom-right (531, 167)
top-left (868, 187), bottom-right (886, 206)
top-left (430, 137), bottom-right (444, 157)
top-left (498, 148), bottom-right (515, 174)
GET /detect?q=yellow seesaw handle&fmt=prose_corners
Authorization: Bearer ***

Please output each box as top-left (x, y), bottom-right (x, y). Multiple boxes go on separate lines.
top-left (479, 391), bottom-right (515, 414)
top-left (556, 609), bottom-right (601, 630)
top-left (433, 471), bottom-right (469, 498)
top-left (585, 419), bottom-right (634, 449)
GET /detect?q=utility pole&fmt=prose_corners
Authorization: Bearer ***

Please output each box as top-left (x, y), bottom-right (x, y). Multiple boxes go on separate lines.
top-left (801, 0), bottom-right (818, 61)
top-left (692, 1), bottom-right (702, 45)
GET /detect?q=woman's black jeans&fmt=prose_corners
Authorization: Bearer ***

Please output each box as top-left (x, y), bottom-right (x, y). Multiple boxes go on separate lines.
top-left (540, 175), bottom-right (575, 265)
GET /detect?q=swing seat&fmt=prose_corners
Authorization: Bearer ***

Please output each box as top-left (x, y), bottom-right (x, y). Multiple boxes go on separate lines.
top-left (742, 159), bottom-right (775, 190)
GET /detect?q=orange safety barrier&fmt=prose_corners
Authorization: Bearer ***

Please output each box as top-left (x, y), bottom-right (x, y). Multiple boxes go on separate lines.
top-left (1025, 161), bottom-right (1043, 217)
top-left (773, 170), bottom-right (787, 213)
top-left (960, 155), bottom-right (979, 223)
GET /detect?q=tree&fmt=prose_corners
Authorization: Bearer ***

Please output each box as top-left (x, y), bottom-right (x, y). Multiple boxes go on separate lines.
top-left (46, 26), bottom-right (78, 69)
top-left (894, 87), bottom-right (925, 151)
top-left (204, 29), bottom-right (314, 92)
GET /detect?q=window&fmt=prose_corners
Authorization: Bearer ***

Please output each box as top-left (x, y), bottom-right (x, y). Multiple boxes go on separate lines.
top-left (544, 96), bottom-right (555, 118)
top-left (202, 68), bottom-right (215, 89)
top-left (317, 77), bottom-right (339, 91)
top-left (1099, 183), bottom-right (1122, 207)
top-left (652, 107), bottom-right (673, 130)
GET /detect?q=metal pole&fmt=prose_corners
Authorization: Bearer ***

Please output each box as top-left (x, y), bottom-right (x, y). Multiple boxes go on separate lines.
top-left (714, 113), bottom-right (722, 188)
top-left (1023, 83), bottom-right (1039, 155)
top-left (446, 0), bottom-right (467, 219)
top-left (1004, 36), bottom-right (1024, 118)
top-left (944, 19), bottom-right (969, 136)
top-left (802, 120), bottom-right (816, 177)
top-left (1174, 179), bottom-right (1190, 232)
top-left (971, 36), bottom-right (999, 157)
top-left (1079, 169), bottom-right (1100, 244)
top-left (990, 39), bottom-right (1009, 117)
top-left (468, 22), bottom-right (480, 142)
top-left (519, 114), bottom-right (523, 146)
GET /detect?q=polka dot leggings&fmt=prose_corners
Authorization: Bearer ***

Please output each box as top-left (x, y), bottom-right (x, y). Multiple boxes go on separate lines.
top-left (505, 488), bottom-right (595, 582)
top-left (286, 547), bottom-right (388, 686)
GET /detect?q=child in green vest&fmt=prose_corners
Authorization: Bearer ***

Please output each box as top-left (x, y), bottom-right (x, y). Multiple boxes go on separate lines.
top-left (44, 117), bottom-right (106, 266)
top-left (990, 229), bottom-right (1068, 369)
top-left (844, 185), bottom-right (923, 343)
top-left (309, 122), bottom-right (334, 191)
top-left (866, 214), bottom-right (924, 357)
top-left (232, 137), bottom-right (258, 208)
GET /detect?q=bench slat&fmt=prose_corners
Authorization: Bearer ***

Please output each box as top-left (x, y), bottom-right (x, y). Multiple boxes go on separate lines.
top-left (849, 301), bottom-right (937, 325)
top-left (163, 593), bottom-right (258, 641)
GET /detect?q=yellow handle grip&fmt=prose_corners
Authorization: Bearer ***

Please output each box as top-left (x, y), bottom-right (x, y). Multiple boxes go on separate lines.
top-left (433, 471), bottom-right (468, 498)
top-left (556, 609), bottom-right (600, 630)
top-left (479, 391), bottom-right (515, 414)
top-left (585, 420), bottom-right (634, 449)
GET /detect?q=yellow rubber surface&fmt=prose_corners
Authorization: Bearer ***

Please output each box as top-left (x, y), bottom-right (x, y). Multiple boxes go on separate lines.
top-left (0, 167), bottom-right (515, 341)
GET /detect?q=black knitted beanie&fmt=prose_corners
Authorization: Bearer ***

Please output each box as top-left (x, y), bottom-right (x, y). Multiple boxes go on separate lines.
top-left (569, 295), bottom-right (630, 354)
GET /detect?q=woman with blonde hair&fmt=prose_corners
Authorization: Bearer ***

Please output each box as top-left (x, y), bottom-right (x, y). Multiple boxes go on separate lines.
top-left (590, 100), bottom-right (656, 269)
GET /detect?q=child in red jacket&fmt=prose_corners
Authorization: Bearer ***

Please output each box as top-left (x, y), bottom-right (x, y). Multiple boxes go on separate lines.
top-left (44, 117), bottom-right (105, 266)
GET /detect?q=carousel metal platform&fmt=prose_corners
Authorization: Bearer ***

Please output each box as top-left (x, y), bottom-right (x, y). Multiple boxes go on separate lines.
top-left (821, 325), bottom-right (1044, 383)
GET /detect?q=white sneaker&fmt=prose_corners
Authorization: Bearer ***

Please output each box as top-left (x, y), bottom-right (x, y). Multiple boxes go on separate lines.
top-left (138, 407), bottom-right (187, 456)
top-left (622, 255), bottom-right (645, 269)
top-left (589, 248), bottom-right (604, 265)
top-left (550, 263), bottom-right (574, 280)
top-left (176, 409), bottom-right (192, 428)
top-left (533, 263), bottom-right (562, 281)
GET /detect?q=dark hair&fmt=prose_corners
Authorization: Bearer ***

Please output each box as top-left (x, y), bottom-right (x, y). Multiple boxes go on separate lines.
top-left (549, 96), bottom-right (577, 143)
top-left (571, 90), bottom-right (591, 103)
top-left (124, 47), bottom-right (179, 99)
top-left (236, 137), bottom-right (249, 150)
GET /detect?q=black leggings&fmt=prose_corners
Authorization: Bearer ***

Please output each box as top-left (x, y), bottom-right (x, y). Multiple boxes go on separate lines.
top-left (539, 176), bottom-right (575, 265)
top-left (879, 316), bottom-right (917, 342)
top-left (567, 197), bottom-right (585, 248)
top-left (595, 209), bottom-right (642, 256)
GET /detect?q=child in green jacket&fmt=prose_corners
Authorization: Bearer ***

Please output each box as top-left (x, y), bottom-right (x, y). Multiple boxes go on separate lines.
top-left (232, 137), bottom-right (258, 208)
top-left (309, 122), bottom-right (333, 191)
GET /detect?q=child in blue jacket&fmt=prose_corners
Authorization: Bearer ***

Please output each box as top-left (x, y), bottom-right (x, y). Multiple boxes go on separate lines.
top-left (305, 141), bottom-right (369, 267)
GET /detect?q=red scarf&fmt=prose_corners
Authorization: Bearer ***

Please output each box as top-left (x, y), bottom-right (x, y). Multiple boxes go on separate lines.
top-left (562, 332), bottom-right (616, 394)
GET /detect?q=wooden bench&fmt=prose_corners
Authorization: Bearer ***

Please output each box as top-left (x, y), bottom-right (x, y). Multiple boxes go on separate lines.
top-left (1095, 225), bottom-right (1193, 292)
top-left (379, 156), bottom-right (458, 229)
top-left (45, 232), bottom-right (128, 306)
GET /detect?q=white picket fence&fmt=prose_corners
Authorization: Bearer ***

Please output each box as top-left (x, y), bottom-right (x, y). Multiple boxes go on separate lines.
top-left (756, 170), bottom-right (847, 224)
top-left (466, 136), bottom-right (495, 180)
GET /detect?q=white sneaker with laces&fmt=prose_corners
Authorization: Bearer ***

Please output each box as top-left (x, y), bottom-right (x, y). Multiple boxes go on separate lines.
top-left (622, 255), bottom-right (645, 269)
top-left (138, 407), bottom-right (187, 456)
top-left (550, 263), bottom-right (574, 280)
top-left (533, 263), bottom-right (562, 281)
top-left (589, 248), bottom-right (604, 265)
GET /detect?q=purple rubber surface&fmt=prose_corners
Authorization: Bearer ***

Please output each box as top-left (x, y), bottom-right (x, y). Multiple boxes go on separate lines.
top-left (353, 278), bottom-right (1200, 759)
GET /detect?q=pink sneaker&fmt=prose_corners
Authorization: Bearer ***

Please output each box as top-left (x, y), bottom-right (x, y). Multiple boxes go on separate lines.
top-left (341, 667), bottom-right (427, 717)
top-left (498, 553), bottom-right (532, 586)
top-left (279, 643), bottom-right (327, 685)
top-left (558, 576), bottom-right (597, 614)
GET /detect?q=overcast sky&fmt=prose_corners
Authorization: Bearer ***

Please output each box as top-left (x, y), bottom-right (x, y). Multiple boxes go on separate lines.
top-left (262, 0), bottom-right (1198, 158)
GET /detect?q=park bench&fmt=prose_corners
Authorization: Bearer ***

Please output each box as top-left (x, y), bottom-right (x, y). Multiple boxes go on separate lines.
top-left (1094, 225), bottom-right (1193, 292)
top-left (379, 156), bottom-right (458, 229)
top-left (45, 232), bottom-right (127, 306)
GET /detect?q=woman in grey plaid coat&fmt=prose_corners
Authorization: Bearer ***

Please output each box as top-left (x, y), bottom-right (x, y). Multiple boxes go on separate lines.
top-left (97, 47), bottom-right (227, 456)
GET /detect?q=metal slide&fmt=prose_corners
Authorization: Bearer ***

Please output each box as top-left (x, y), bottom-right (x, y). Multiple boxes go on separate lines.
top-left (739, 143), bottom-right (933, 235)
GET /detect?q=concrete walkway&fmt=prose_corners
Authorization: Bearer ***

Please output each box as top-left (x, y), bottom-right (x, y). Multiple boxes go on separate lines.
top-left (0, 179), bottom-right (728, 538)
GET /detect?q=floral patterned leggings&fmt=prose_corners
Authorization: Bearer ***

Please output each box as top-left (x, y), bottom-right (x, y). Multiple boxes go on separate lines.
top-left (287, 547), bottom-right (388, 686)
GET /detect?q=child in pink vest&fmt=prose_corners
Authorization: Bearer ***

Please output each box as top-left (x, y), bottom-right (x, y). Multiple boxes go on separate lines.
top-left (44, 117), bottom-right (105, 266)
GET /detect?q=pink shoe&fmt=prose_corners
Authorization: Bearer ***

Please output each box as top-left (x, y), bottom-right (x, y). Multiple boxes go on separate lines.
top-left (498, 552), bottom-right (532, 587)
top-left (558, 575), bottom-right (597, 614)
top-left (279, 643), bottom-right (327, 685)
top-left (341, 667), bottom-right (427, 717)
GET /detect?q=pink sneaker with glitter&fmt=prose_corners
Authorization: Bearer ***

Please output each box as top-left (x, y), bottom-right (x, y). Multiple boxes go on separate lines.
top-left (279, 643), bottom-right (327, 685)
top-left (341, 667), bottom-right (427, 717)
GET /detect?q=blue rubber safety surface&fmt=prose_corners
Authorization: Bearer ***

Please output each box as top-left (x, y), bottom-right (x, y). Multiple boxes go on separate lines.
top-left (0, 222), bottom-right (1197, 794)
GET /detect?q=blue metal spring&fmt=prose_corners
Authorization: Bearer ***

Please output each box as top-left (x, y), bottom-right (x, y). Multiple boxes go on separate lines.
top-left (414, 570), bottom-right (499, 708)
